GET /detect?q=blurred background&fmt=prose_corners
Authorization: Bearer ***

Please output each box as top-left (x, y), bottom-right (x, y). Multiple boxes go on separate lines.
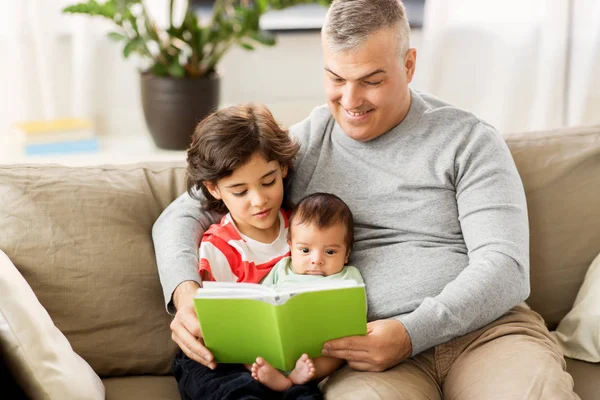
top-left (0, 0), bottom-right (598, 163)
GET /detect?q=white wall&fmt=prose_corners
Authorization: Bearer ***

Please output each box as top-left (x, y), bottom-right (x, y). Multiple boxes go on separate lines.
top-left (95, 29), bottom-right (422, 136)
top-left (0, 27), bottom-right (422, 138)
top-left (103, 29), bottom-right (424, 136)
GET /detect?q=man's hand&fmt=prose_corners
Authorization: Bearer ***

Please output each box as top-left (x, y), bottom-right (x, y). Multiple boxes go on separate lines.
top-left (170, 281), bottom-right (217, 369)
top-left (321, 319), bottom-right (412, 372)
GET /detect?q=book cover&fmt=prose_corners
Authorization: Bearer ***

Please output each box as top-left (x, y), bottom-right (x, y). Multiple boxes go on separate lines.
top-left (194, 281), bottom-right (367, 371)
top-left (15, 118), bottom-right (93, 135)
top-left (23, 130), bottom-right (96, 145)
top-left (24, 137), bottom-right (100, 155)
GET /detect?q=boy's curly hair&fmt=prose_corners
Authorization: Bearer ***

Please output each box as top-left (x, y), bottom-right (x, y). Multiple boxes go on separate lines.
top-left (186, 104), bottom-right (299, 214)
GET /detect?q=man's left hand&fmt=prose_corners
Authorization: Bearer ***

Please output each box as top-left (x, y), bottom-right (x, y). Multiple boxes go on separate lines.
top-left (322, 319), bottom-right (412, 372)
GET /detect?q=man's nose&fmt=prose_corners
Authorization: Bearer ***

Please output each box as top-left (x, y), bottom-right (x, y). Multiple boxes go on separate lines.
top-left (340, 84), bottom-right (363, 110)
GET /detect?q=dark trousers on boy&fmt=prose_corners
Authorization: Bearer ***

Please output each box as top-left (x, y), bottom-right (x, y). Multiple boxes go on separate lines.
top-left (173, 350), bottom-right (323, 400)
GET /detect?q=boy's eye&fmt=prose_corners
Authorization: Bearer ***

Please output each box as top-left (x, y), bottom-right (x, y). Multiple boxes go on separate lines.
top-left (232, 190), bottom-right (247, 197)
top-left (262, 179), bottom-right (276, 187)
top-left (300, 248), bottom-right (309, 254)
top-left (325, 250), bottom-right (337, 255)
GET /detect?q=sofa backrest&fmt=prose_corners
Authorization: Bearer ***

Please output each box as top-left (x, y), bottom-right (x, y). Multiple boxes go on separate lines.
top-left (0, 162), bottom-right (187, 377)
top-left (504, 125), bottom-right (600, 328)
top-left (0, 125), bottom-right (598, 377)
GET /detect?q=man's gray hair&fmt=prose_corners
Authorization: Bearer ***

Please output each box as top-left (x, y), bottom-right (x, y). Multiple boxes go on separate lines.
top-left (322, 0), bottom-right (411, 57)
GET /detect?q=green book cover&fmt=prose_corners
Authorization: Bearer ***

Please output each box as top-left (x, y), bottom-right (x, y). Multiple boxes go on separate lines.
top-left (193, 281), bottom-right (367, 371)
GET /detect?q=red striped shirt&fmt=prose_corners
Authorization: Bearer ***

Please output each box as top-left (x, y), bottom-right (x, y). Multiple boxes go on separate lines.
top-left (198, 210), bottom-right (290, 283)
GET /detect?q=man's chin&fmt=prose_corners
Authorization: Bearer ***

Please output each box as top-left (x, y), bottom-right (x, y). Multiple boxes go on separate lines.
top-left (342, 126), bottom-right (374, 142)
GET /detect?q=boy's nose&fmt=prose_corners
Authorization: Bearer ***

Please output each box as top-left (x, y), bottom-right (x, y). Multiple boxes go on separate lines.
top-left (251, 192), bottom-right (267, 207)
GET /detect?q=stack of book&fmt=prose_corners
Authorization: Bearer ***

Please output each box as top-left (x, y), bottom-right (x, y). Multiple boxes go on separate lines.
top-left (15, 118), bottom-right (99, 156)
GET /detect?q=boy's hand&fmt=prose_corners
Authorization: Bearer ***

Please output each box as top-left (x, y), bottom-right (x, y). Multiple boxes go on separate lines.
top-left (321, 319), bottom-right (411, 372)
top-left (171, 281), bottom-right (217, 369)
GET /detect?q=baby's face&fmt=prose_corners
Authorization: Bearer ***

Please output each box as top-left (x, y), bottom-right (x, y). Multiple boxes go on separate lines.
top-left (288, 222), bottom-right (349, 276)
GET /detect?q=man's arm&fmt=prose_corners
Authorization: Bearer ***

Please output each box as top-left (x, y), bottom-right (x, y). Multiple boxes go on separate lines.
top-left (396, 121), bottom-right (530, 356)
top-left (152, 190), bottom-right (220, 313)
top-left (152, 190), bottom-right (221, 368)
top-left (325, 122), bottom-right (529, 369)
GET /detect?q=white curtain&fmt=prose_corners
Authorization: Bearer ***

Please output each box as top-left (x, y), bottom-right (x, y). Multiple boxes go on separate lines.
top-left (0, 0), bottom-right (148, 137)
top-left (412, 0), bottom-right (600, 133)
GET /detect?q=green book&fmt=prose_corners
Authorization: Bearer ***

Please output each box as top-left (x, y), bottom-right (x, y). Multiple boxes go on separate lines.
top-left (194, 280), bottom-right (367, 371)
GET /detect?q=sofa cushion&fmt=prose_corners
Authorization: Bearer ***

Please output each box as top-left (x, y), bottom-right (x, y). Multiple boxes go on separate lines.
top-left (102, 375), bottom-right (179, 400)
top-left (552, 252), bottom-right (600, 362)
top-left (566, 357), bottom-right (600, 400)
top-left (0, 249), bottom-right (104, 399)
top-left (0, 162), bottom-right (186, 377)
top-left (504, 125), bottom-right (600, 328)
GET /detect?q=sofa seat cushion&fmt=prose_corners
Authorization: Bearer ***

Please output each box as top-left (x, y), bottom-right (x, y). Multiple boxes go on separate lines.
top-left (0, 163), bottom-right (187, 377)
top-left (102, 375), bottom-right (179, 400)
top-left (566, 357), bottom-right (600, 400)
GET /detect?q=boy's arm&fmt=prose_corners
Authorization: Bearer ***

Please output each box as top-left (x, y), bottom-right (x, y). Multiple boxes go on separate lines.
top-left (152, 190), bottom-right (221, 314)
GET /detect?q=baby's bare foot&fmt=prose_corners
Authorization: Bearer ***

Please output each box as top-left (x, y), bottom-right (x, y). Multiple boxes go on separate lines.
top-left (251, 357), bottom-right (293, 391)
top-left (289, 354), bottom-right (316, 385)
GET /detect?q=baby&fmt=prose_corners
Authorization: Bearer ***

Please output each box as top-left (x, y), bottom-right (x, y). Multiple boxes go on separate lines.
top-left (250, 192), bottom-right (364, 391)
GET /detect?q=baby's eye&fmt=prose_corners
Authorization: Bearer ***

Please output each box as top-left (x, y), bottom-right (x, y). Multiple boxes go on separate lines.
top-left (300, 248), bottom-right (309, 254)
top-left (325, 250), bottom-right (337, 255)
top-left (232, 190), bottom-right (247, 197)
top-left (262, 179), bottom-right (276, 187)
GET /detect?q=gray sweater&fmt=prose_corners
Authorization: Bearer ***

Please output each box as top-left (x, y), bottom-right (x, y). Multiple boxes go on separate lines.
top-left (152, 89), bottom-right (530, 356)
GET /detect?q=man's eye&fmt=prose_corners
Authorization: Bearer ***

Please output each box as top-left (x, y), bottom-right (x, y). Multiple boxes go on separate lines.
top-left (300, 248), bottom-right (309, 253)
top-left (325, 250), bottom-right (337, 255)
top-left (232, 190), bottom-right (247, 197)
top-left (331, 77), bottom-right (344, 84)
top-left (263, 179), bottom-right (276, 187)
top-left (364, 80), bottom-right (382, 86)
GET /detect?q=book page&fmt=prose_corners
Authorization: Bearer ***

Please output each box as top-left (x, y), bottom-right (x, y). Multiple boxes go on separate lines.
top-left (195, 280), bottom-right (363, 306)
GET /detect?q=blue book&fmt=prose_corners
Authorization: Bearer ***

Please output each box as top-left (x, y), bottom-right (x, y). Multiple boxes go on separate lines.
top-left (24, 137), bottom-right (100, 155)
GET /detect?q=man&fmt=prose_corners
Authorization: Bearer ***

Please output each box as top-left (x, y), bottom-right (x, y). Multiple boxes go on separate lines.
top-left (153, 0), bottom-right (578, 398)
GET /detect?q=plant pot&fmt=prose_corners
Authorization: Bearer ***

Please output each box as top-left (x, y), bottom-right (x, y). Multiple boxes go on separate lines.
top-left (140, 73), bottom-right (220, 150)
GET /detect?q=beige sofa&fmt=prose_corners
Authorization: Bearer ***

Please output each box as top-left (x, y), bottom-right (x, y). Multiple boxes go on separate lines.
top-left (0, 124), bottom-right (599, 399)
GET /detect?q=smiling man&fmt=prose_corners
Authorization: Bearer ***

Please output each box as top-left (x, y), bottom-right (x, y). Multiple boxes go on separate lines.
top-left (153, 0), bottom-right (578, 398)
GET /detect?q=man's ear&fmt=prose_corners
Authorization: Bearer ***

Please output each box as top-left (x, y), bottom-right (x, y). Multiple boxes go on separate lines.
top-left (404, 48), bottom-right (417, 83)
top-left (203, 181), bottom-right (222, 200)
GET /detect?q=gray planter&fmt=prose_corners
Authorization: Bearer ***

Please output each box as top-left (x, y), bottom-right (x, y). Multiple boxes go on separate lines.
top-left (140, 73), bottom-right (220, 150)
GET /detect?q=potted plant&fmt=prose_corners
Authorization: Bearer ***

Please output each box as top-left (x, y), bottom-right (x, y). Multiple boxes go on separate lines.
top-left (63, 0), bottom-right (331, 150)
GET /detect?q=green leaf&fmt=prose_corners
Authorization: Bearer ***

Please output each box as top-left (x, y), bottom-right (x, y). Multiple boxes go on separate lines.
top-left (240, 42), bottom-right (255, 51)
top-left (251, 31), bottom-right (276, 46)
top-left (255, 0), bottom-right (269, 13)
top-left (107, 32), bottom-right (126, 42)
top-left (168, 62), bottom-right (186, 78)
top-left (63, 1), bottom-right (117, 19)
top-left (150, 63), bottom-right (169, 76)
top-left (123, 37), bottom-right (143, 58)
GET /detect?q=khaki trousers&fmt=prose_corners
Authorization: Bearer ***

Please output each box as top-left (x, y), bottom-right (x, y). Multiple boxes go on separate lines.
top-left (322, 305), bottom-right (579, 400)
